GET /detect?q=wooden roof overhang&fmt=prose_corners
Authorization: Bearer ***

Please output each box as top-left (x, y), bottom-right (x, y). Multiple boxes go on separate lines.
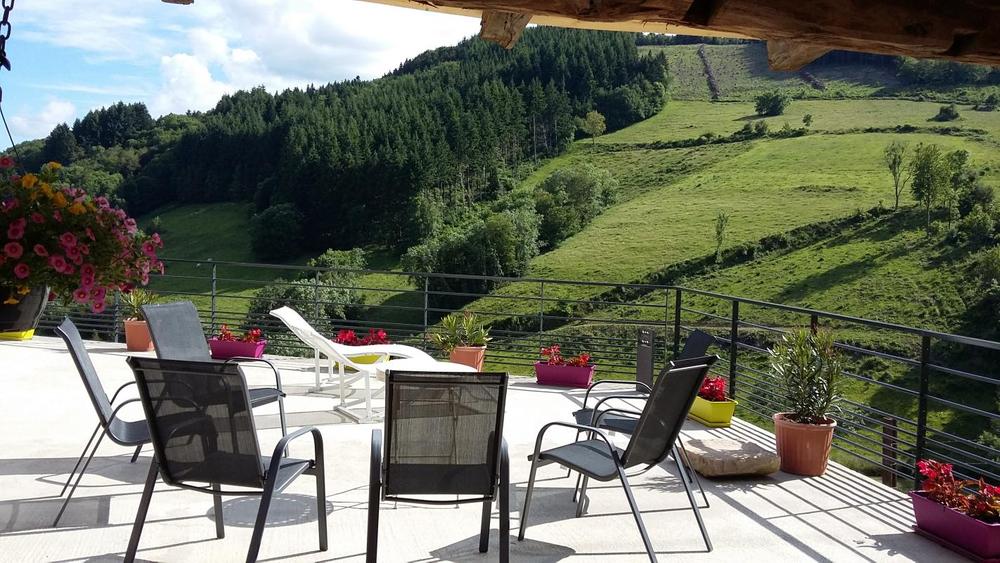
top-left (163, 0), bottom-right (1000, 71)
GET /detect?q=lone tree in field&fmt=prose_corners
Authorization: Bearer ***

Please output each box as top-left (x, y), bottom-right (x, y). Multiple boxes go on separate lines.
top-left (578, 110), bottom-right (606, 144)
top-left (883, 141), bottom-right (910, 210)
top-left (754, 91), bottom-right (790, 116)
top-left (909, 143), bottom-right (949, 234)
top-left (714, 210), bottom-right (730, 262)
top-left (802, 114), bottom-right (813, 128)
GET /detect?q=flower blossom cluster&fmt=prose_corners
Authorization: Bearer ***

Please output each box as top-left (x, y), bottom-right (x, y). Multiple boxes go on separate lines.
top-left (0, 159), bottom-right (163, 312)
top-left (698, 376), bottom-right (729, 402)
top-left (918, 459), bottom-right (1000, 522)
top-left (540, 344), bottom-right (591, 367)
top-left (334, 328), bottom-right (391, 346)
top-left (217, 324), bottom-right (263, 343)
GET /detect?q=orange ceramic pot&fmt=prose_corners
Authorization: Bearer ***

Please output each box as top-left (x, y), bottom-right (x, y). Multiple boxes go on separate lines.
top-left (773, 412), bottom-right (836, 476)
top-left (124, 319), bottom-right (154, 352)
top-left (450, 346), bottom-right (486, 370)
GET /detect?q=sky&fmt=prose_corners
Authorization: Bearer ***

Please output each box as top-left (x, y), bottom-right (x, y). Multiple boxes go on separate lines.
top-left (1, 0), bottom-right (482, 142)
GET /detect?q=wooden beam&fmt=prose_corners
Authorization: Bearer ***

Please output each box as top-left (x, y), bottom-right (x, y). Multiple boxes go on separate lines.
top-left (766, 40), bottom-right (831, 71)
top-left (480, 10), bottom-right (532, 49)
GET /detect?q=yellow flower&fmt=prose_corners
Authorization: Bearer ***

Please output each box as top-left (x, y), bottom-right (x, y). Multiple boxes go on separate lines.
top-left (69, 202), bottom-right (87, 215)
top-left (40, 183), bottom-right (54, 198)
top-left (52, 192), bottom-right (68, 208)
top-left (46, 161), bottom-right (62, 170)
top-left (2, 296), bottom-right (18, 305)
top-left (16, 286), bottom-right (29, 295)
top-left (21, 174), bottom-right (38, 188)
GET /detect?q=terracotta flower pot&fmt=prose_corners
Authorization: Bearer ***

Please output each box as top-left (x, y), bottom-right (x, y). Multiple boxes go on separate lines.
top-left (450, 346), bottom-right (486, 370)
top-left (688, 396), bottom-right (738, 428)
top-left (124, 319), bottom-right (154, 352)
top-left (773, 412), bottom-right (836, 476)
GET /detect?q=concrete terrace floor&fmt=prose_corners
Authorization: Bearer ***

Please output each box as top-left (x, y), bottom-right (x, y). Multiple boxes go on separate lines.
top-left (0, 336), bottom-right (960, 563)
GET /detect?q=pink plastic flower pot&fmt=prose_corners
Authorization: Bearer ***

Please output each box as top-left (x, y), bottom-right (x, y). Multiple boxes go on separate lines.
top-left (534, 362), bottom-right (595, 388)
top-left (910, 490), bottom-right (1000, 560)
top-left (208, 338), bottom-right (267, 360)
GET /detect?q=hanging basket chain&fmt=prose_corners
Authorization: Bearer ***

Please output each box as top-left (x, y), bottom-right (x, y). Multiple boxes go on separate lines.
top-left (0, 0), bottom-right (18, 162)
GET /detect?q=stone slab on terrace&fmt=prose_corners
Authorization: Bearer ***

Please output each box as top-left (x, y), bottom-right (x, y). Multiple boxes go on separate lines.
top-left (0, 336), bottom-right (961, 562)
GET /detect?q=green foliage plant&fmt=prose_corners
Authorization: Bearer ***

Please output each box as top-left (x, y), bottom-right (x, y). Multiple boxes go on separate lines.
top-left (754, 91), bottom-right (790, 116)
top-left (578, 110), bottom-right (607, 144)
top-left (883, 141), bottom-right (909, 210)
top-left (121, 288), bottom-right (161, 321)
top-left (430, 311), bottom-right (492, 353)
top-left (770, 329), bottom-right (843, 425)
top-left (534, 164), bottom-right (617, 249)
top-left (714, 210), bottom-right (730, 262)
top-left (250, 203), bottom-right (304, 261)
top-left (910, 143), bottom-right (949, 234)
top-left (932, 103), bottom-right (961, 122)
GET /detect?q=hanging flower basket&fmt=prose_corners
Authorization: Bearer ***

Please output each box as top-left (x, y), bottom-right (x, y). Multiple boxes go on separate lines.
top-left (0, 285), bottom-right (49, 340)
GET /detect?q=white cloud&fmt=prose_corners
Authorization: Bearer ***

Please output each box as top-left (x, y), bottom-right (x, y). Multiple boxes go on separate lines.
top-left (9, 98), bottom-right (77, 140)
top-left (150, 53), bottom-right (229, 116)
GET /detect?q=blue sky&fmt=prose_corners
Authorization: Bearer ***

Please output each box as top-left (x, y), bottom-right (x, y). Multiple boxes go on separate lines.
top-left (1, 0), bottom-right (481, 142)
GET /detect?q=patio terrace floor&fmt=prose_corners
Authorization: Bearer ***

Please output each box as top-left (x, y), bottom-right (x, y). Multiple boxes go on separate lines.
top-left (0, 337), bottom-right (960, 562)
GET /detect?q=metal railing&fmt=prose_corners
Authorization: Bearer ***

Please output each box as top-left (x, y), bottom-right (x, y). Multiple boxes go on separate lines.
top-left (37, 257), bottom-right (1000, 487)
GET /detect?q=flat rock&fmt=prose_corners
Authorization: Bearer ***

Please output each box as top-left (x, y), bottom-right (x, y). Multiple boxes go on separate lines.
top-left (683, 438), bottom-right (780, 477)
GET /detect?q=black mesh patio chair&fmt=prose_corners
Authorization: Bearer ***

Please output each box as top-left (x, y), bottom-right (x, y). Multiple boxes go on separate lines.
top-left (124, 357), bottom-right (326, 563)
top-left (568, 329), bottom-right (717, 503)
top-left (141, 301), bottom-right (287, 443)
top-left (368, 370), bottom-right (510, 562)
top-left (53, 317), bottom-right (151, 527)
top-left (519, 355), bottom-right (718, 563)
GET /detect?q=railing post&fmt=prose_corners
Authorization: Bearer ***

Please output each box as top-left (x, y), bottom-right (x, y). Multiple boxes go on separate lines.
top-left (914, 335), bottom-right (931, 485)
top-left (882, 416), bottom-right (898, 487)
top-left (730, 300), bottom-right (739, 399)
top-left (422, 276), bottom-right (430, 350)
top-left (312, 271), bottom-right (321, 321)
top-left (672, 288), bottom-right (682, 357)
top-left (210, 262), bottom-right (217, 334)
top-left (538, 280), bottom-right (545, 337)
top-left (111, 291), bottom-right (121, 343)
top-left (810, 313), bottom-right (819, 334)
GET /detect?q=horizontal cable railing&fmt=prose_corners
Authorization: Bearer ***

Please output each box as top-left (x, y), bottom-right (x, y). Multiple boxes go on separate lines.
top-left (35, 257), bottom-right (1000, 488)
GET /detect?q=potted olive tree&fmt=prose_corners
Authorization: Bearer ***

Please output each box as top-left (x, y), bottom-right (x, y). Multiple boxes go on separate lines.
top-left (121, 289), bottom-right (160, 351)
top-left (430, 311), bottom-right (491, 370)
top-left (770, 329), bottom-right (843, 476)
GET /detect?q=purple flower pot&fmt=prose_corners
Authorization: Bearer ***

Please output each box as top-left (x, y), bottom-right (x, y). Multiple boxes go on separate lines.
top-left (209, 338), bottom-right (267, 360)
top-left (534, 362), bottom-right (595, 388)
top-left (910, 491), bottom-right (1000, 560)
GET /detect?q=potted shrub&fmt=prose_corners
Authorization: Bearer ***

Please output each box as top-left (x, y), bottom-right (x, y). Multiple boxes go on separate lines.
top-left (910, 459), bottom-right (1000, 560)
top-left (332, 328), bottom-right (391, 364)
top-left (430, 311), bottom-right (491, 370)
top-left (688, 374), bottom-right (738, 427)
top-left (121, 288), bottom-right (160, 352)
top-left (769, 329), bottom-right (843, 476)
top-left (0, 160), bottom-right (163, 340)
top-left (534, 344), bottom-right (594, 388)
top-left (209, 324), bottom-right (267, 359)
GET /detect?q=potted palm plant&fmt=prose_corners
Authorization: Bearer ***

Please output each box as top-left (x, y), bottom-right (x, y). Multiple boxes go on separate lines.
top-left (770, 329), bottom-right (843, 476)
top-left (0, 159), bottom-right (163, 340)
top-left (430, 311), bottom-right (491, 370)
top-left (121, 288), bottom-right (160, 351)
top-left (688, 375), bottom-right (737, 427)
top-left (910, 459), bottom-right (1000, 560)
top-left (535, 344), bottom-right (595, 388)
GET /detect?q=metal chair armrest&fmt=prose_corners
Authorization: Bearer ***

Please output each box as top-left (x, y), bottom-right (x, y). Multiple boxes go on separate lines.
top-left (583, 379), bottom-right (651, 408)
top-left (594, 407), bottom-right (643, 428)
top-left (108, 398), bottom-right (144, 423)
top-left (529, 421), bottom-right (618, 466)
top-left (267, 426), bottom-right (324, 474)
top-left (109, 381), bottom-right (137, 404)
top-left (591, 394), bottom-right (649, 420)
top-left (225, 357), bottom-right (284, 395)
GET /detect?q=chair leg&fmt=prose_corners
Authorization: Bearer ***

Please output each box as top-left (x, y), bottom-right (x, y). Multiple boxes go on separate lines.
top-left (130, 444), bottom-right (142, 464)
top-left (674, 452), bottom-right (712, 552)
top-left (616, 466), bottom-right (657, 563)
top-left (315, 446), bottom-right (328, 552)
top-left (54, 431), bottom-right (105, 526)
top-left (571, 472), bottom-right (583, 502)
top-left (124, 459), bottom-right (158, 563)
top-left (212, 483), bottom-right (225, 539)
top-left (517, 453), bottom-right (541, 542)
top-left (499, 441), bottom-right (510, 563)
top-left (278, 395), bottom-right (289, 458)
top-left (575, 475), bottom-right (590, 517)
top-left (60, 423), bottom-right (100, 496)
top-left (676, 442), bottom-right (709, 508)
top-left (479, 499), bottom-right (491, 553)
top-left (367, 429), bottom-right (382, 563)
top-left (246, 481), bottom-right (277, 563)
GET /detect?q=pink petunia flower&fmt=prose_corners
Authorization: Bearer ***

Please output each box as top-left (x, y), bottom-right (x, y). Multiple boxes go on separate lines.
top-left (80, 263), bottom-right (95, 278)
top-left (124, 218), bottom-right (137, 234)
top-left (141, 240), bottom-right (157, 258)
top-left (52, 210), bottom-right (62, 223)
top-left (77, 243), bottom-right (89, 255)
top-left (33, 244), bottom-right (48, 257)
top-left (90, 286), bottom-right (107, 301)
top-left (72, 288), bottom-right (89, 303)
top-left (48, 255), bottom-right (68, 273)
top-left (1, 197), bottom-right (18, 212)
top-left (59, 232), bottom-right (78, 248)
top-left (30, 212), bottom-right (45, 224)
top-left (0, 156), bottom-right (14, 168)
top-left (94, 196), bottom-right (109, 209)
top-left (85, 227), bottom-right (95, 241)
top-left (3, 241), bottom-right (23, 259)
top-left (91, 300), bottom-right (106, 314)
top-left (13, 263), bottom-right (29, 279)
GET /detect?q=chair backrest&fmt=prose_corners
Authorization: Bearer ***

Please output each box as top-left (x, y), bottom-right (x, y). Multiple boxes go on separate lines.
top-left (128, 356), bottom-right (265, 489)
top-left (269, 306), bottom-right (361, 370)
top-left (621, 355), bottom-right (717, 469)
top-left (142, 301), bottom-right (211, 361)
top-left (55, 317), bottom-right (114, 427)
top-left (383, 370), bottom-right (508, 499)
top-left (679, 329), bottom-right (716, 360)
